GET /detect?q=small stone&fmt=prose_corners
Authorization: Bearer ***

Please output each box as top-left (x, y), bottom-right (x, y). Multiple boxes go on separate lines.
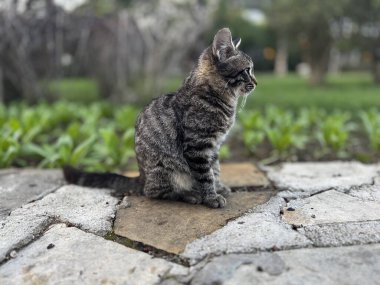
top-left (287, 207), bottom-right (295, 211)
top-left (47, 243), bottom-right (55, 249)
top-left (271, 245), bottom-right (280, 251)
top-left (9, 250), bottom-right (17, 258)
top-left (118, 197), bottom-right (130, 209)
top-left (311, 214), bottom-right (316, 218)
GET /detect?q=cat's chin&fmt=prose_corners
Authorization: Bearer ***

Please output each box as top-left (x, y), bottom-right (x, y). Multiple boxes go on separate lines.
top-left (238, 90), bottom-right (254, 97)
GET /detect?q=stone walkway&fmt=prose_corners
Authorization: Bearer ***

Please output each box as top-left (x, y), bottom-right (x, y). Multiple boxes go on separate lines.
top-left (0, 161), bottom-right (380, 285)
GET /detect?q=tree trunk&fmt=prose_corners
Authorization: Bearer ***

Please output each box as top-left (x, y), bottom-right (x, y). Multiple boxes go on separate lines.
top-left (307, 40), bottom-right (331, 85)
top-left (373, 44), bottom-right (380, 84)
top-left (309, 64), bottom-right (326, 85)
top-left (274, 35), bottom-right (288, 76)
top-left (0, 66), bottom-right (3, 103)
top-left (373, 61), bottom-right (380, 84)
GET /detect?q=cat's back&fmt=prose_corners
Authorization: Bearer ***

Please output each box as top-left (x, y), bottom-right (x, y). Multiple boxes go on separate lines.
top-left (135, 92), bottom-right (182, 154)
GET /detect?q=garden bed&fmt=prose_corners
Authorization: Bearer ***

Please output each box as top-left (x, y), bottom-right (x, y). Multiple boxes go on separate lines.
top-left (1, 101), bottom-right (379, 171)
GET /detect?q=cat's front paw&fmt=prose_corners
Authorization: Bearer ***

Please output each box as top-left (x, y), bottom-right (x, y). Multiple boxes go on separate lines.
top-left (216, 183), bottom-right (231, 198)
top-left (203, 194), bottom-right (227, 208)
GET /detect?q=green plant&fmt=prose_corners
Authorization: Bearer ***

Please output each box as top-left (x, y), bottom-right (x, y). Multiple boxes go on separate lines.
top-left (219, 144), bottom-right (231, 160)
top-left (316, 112), bottom-right (356, 156)
top-left (360, 109), bottom-right (380, 152)
top-left (239, 111), bottom-right (265, 153)
top-left (264, 107), bottom-right (309, 157)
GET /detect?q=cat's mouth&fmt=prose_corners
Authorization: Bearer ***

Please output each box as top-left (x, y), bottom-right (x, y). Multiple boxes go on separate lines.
top-left (245, 75), bottom-right (258, 93)
top-left (245, 83), bottom-right (257, 93)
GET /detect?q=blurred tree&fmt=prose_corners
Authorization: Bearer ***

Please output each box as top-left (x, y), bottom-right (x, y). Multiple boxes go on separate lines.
top-left (208, 0), bottom-right (275, 71)
top-left (0, 0), bottom-right (217, 103)
top-left (264, 0), bottom-right (349, 85)
top-left (264, 0), bottom-right (294, 76)
top-left (342, 0), bottom-right (380, 83)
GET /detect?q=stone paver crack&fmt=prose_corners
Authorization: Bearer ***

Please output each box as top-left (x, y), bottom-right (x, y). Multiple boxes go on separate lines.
top-left (0, 185), bottom-right (119, 264)
top-left (1, 162), bottom-right (380, 284)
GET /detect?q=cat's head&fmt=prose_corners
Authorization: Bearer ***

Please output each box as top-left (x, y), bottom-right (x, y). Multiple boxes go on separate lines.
top-left (209, 28), bottom-right (257, 97)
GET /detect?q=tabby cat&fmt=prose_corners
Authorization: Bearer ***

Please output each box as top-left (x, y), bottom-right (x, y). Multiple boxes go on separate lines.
top-left (64, 28), bottom-right (257, 208)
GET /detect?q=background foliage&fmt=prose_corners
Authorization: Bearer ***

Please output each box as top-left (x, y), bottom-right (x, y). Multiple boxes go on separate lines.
top-left (1, 0), bottom-right (380, 171)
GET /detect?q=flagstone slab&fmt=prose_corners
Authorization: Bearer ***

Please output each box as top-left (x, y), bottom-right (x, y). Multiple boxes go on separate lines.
top-left (0, 185), bottom-right (118, 262)
top-left (0, 169), bottom-right (64, 220)
top-left (125, 163), bottom-right (269, 189)
top-left (0, 224), bottom-right (188, 285)
top-left (183, 197), bottom-right (312, 264)
top-left (190, 244), bottom-right (380, 285)
top-left (266, 161), bottom-right (378, 195)
top-left (219, 163), bottom-right (269, 188)
top-left (298, 220), bottom-right (380, 247)
top-left (0, 215), bottom-right (52, 263)
top-left (283, 190), bottom-right (380, 227)
top-left (349, 183), bottom-right (380, 202)
top-left (114, 191), bottom-right (274, 254)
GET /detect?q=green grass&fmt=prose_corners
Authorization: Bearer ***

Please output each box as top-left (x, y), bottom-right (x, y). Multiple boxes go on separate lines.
top-left (247, 72), bottom-right (380, 111)
top-left (45, 78), bottom-right (100, 102)
top-left (161, 72), bottom-right (380, 111)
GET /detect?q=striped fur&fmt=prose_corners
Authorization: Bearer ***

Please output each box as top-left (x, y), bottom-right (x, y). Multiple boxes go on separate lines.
top-left (63, 28), bottom-right (257, 208)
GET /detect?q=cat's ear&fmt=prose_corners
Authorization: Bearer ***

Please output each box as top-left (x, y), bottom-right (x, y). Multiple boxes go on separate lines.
top-left (212, 28), bottom-right (235, 61)
top-left (233, 37), bottom-right (241, 49)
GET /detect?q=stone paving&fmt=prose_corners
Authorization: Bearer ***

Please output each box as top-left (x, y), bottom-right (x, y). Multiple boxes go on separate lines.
top-left (0, 161), bottom-right (380, 285)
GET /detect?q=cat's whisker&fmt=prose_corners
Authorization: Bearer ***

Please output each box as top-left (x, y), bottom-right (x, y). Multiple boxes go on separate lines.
top-left (239, 94), bottom-right (248, 112)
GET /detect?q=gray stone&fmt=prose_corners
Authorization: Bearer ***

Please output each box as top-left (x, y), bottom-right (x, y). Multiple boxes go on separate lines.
top-left (298, 221), bottom-right (380, 247)
top-left (283, 190), bottom-right (380, 226)
top-left (349, 184), bottom-right (380, 202)
top-left (182, 196), bottom-right (311, 264)
top-left (191, 253), bottom-right (286, 285)
top-left (0, 185), bottom-right (118, 262)
top-left (267, 161), bottom-right (378, 195)
top-left (0, 224), bottom-right (188, 285)
top-left (191, 244), bottom-right (380, 285)
top-left (0, 214), bottom-right (51, 262)
top-left (0, 169), bottom-right (64, 220)
top-left (31, 185), bottom-right (119, 235)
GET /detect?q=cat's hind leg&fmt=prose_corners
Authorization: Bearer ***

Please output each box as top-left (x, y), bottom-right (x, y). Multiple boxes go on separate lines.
top-left (171, 171), bottom-right (202, 204)
top-left (143, 167), bottom-right (173, 199)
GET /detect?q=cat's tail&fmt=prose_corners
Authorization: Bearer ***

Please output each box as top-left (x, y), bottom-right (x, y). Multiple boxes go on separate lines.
top-left (63, 165), bottom-right (143, 195)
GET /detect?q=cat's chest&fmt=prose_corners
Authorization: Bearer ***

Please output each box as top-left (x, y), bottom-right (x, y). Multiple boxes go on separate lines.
top-left (215, 115), bottom-right (235, 146)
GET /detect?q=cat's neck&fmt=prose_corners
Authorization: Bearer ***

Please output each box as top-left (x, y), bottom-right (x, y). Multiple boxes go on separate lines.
top-left (183, 48), bottom-right (238, 107)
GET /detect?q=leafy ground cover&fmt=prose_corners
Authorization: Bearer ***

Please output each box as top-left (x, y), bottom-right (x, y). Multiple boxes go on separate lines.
top-left (0, 102), bottom-right (137, 171)
top-left (1, 100), bottom-right (379, 171)
top-left (2, 72), bottom-right (379, 170)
